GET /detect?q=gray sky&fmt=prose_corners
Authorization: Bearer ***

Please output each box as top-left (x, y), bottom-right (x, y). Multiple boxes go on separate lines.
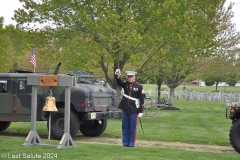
top-left (0, 0), bottom-right (239, 31)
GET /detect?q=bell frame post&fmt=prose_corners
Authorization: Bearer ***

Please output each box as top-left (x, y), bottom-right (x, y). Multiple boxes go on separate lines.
top-left (22, 75), bottom-right (76, 149)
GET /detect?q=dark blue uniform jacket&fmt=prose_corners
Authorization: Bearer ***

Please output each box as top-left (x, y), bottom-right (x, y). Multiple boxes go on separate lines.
top-left (116, 77), bottom-right (144, 114)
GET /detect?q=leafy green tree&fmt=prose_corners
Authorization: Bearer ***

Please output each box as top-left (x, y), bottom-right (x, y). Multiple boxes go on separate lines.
top-left (152, 1), bottom-right (240, 108)
top-left (0, 24), bottom-right (30, 72)
top-left (0, 17), bottom-right (60, 72)
top-left (200, 55), bottom-right (236, 91)
top-left (0, 17), bottom-right (4, 28)
top-left (13, 0), bottom-right (240, 111)
top-left (197, 1), bottom-right (240, 91)
top-left (14, 0), bottom-right (164, 93)
top-left (203, 76), bottom-right (215, 86)
top-left (227, 74), bottom-right (237, 86)
top-left (140, 0), bottom-right (221, 108)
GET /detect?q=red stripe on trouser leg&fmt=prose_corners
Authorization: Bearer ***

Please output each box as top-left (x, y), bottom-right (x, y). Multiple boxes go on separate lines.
top-left (133, 114), bottom-right (138, 146)
top-left (129, 113), bottom-right (138, 147)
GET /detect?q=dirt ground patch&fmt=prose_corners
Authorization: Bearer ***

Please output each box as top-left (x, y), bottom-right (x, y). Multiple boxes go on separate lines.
top-left (75, 136), bottom-right (237, 154)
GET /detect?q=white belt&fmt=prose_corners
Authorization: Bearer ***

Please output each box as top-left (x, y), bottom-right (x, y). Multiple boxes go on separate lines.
top-left (123, 94), bottom-right (139, 108)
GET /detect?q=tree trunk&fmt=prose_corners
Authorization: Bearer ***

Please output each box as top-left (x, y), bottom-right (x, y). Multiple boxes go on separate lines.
top-left (215, 82), bottom-right (219, 92)
top-left (161, 86), bottom-right (180, 110)
top-left (156, 78), bottom-right (162, 103)
top-left (169, 87), bottom-right (175, 107)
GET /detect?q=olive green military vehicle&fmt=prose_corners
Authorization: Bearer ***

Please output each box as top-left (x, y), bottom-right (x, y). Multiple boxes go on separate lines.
top-left (0, 65), bottom-right (121, 140)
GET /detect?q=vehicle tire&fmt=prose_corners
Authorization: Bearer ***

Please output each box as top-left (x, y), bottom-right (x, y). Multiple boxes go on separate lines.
top-left (80, 119), bottom-right (107, 137)
top-left (229, 119), bottom-right (240, 153)
top-left (47, 108), bottom-right (80, 140)
top-left (0, 121), bottom-right (11, 131)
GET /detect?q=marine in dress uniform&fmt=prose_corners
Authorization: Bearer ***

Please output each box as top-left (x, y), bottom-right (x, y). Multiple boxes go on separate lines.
top-left (115, 69), bottom-right (145, 147)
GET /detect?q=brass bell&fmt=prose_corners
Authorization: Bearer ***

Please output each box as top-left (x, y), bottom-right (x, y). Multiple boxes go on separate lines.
top-left (43, 90), bottom-right (58, 112)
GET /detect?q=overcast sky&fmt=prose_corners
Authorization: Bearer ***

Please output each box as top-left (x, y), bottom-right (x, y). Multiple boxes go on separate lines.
top-left (0, 0), bottom-right (239, 32)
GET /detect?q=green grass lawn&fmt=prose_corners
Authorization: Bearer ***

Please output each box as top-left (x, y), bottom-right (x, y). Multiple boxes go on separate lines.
top-left (0, 137), bottom-right (238, 160)
top-left (0, 84), bottom-right (240, 159)
top-left (107, 100), bottom-right (231, 145)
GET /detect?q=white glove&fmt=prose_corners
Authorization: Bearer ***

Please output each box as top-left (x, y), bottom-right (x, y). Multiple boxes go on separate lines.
top-left (138, 113), bottom-right (143, 118)
top-left (115, 69), bottom-right (121, 75)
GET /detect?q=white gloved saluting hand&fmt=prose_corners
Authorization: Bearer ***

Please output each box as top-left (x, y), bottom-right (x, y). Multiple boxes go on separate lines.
top-left (138, 113), bottom-right (143, 118)
top-left (115, 69), bottom-right (121, 75)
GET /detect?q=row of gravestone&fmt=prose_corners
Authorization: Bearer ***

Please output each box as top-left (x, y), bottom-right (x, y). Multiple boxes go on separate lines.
top-left (145, 89), bottom-right (240, 106)
top-left (174, 91), bottom-right (240, 105)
